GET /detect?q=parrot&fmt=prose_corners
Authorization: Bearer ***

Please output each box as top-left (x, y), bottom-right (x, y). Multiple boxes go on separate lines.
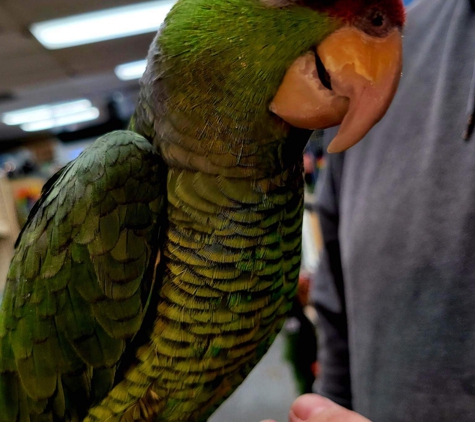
top-left (0, 0), bottom-right (405, 420)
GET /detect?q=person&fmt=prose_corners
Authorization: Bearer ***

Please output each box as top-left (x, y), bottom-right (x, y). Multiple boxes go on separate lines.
top-left (308, 0), bottom-right (475, 421)
top-left (262, 0), bottom-right (475, 420)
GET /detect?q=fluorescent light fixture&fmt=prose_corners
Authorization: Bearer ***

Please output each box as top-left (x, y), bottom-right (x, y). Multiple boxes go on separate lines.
top-left (30, 1), bottom-right (177, 50)
top-left (115, 59), bottom-right (147, 81)
top-left (21, 108), bottom-right (100, 132)
top-left (2, 100), bottom-right (92, 126)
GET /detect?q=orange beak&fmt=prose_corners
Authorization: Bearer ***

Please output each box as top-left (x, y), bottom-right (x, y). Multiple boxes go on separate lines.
top-left (270, 27), bottom-right (403, 153)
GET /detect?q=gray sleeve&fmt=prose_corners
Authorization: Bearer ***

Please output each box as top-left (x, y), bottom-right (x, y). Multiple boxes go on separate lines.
top-left (311, 142), bottom-right (352, 409)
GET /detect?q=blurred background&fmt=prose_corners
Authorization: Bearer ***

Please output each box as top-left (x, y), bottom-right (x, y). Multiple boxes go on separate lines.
top-left (0, 0), bottom-right (414, 420)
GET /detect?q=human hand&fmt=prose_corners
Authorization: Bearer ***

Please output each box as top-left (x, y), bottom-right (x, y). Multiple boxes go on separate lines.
top-left (261, 394), bottom-right (371, 422)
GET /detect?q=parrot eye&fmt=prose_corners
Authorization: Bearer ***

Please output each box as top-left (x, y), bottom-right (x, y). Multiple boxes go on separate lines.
top-left (358, 8), bottom-right (391, 37)
top-left (371, 12), bottom-right (384, 27)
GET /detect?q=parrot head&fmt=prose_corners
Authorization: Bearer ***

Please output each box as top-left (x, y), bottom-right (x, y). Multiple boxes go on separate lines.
top-left (269, 0), bottom-right (405, 152)
top-left (154, 0), bottom-right (404, 154)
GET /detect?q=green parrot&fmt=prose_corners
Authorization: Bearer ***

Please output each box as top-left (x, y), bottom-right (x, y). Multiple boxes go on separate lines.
top-left (0, 0), bottom-right (404, 420)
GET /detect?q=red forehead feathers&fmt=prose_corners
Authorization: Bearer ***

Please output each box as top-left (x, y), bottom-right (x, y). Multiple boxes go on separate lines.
top-left (320, 0), bottom-right (406, 27)
top-left (262, 0), bottom-right (406, 28)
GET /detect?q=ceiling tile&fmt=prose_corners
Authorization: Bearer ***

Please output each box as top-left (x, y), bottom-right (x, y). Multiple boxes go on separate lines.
top-left (0, 33), bottom-right (44, 58)
top-left (50, 33), bottom-right (153, 75)
top-left (0, 0), bottom-right (160, 143)
top-left (0, 4), bottom-right (21, 32)
top-left (3, 0), bottom-right (153, 25)
top-left (0, 51), bottom-right (69, 91)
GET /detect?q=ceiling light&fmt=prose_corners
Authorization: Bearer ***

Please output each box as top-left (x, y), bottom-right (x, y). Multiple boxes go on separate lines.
top-left (2, 99), bottom-right (93, 126)
top-left (21, 108), bottom-right (100, 132)
top-left (115, 60), bottom-right (148, 81)
top-left (30, 1), bottom-right (177, 50)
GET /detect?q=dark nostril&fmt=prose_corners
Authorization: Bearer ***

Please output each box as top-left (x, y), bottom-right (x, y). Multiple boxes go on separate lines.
top-left (315, 51), bottom-right (332, 91)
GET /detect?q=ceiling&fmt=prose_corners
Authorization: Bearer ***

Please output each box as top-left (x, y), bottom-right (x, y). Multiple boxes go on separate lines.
top-left (0, 0), bottom-right (160, 146)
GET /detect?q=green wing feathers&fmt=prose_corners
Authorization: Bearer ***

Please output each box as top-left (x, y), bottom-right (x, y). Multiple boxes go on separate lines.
top-left (0, 131), bottom-right (166, 421)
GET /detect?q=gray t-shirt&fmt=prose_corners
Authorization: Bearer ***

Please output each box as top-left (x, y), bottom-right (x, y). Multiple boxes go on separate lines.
top-left (314, 0), bottom-right (475, 420)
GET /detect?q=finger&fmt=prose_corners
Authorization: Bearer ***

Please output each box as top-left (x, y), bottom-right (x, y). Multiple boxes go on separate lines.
top-left (289, 394), bottom-right (371, 422)
top-left (289, 395), bottom-right (334, 422)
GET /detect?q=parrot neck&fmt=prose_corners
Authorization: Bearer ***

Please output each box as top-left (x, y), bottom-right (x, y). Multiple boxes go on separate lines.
top-left (152, 100), bottom-right (306, 178)
top-left (131, 47), bottom-right (310, 178)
